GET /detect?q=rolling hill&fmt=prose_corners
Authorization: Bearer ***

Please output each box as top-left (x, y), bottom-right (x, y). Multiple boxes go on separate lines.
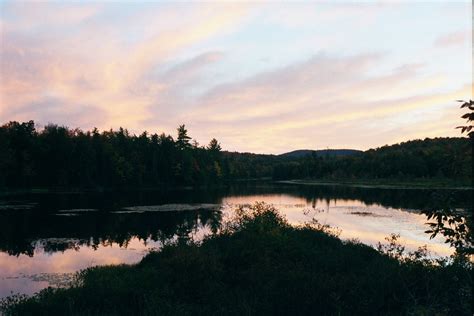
top-left (279, 149), bottom-right (362, 159)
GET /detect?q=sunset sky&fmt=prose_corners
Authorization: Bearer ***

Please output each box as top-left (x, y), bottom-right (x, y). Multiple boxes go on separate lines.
top-left (0, 1), bottom-right (472, 154)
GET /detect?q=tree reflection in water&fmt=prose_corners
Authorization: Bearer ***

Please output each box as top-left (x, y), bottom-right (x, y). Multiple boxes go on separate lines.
top-left (0, 185), bottom-right (471, 257)
top-left (0, 208), bottom-right (222, 257)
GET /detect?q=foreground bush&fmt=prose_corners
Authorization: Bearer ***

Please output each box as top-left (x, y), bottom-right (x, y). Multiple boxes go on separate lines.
top-left (1, 203), bottom-right (472, 315)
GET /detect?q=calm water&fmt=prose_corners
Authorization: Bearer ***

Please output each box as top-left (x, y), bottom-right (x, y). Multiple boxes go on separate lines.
top-left (0, 183), bottom-right (470, 299)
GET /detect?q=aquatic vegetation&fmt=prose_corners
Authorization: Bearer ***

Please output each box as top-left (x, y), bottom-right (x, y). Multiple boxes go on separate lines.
top-left (118, 203), bottom-right (221, 213)
top-left (1, 203), bottom-right (471, 315)
top-left (56, 209), bottom-right (98, 213)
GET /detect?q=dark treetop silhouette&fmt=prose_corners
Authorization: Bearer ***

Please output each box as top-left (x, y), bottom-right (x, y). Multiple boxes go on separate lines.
top-left (0, 122), bottom-right (471, 190)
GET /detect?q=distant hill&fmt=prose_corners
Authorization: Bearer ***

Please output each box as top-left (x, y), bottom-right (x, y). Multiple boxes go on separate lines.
top-left (273, 137), bottom-right (471, 182)
top-left (279, 149), bottom-right (362, 159)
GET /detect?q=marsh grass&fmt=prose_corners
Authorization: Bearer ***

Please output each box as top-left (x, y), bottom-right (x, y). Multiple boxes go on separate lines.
top-left (1, 203), bottom-right (472, 315)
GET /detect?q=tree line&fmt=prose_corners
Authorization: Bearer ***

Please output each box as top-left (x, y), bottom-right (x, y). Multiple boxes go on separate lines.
top-left (0, 121), bottom-right (224, 188)
top-left (0, 120), bottom-right (471, 189)
top-left (273, 138), bottom-right (472, 182)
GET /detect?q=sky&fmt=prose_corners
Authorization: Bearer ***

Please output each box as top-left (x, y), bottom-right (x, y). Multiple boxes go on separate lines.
top-left (0, 1), bottom-right (472, 154)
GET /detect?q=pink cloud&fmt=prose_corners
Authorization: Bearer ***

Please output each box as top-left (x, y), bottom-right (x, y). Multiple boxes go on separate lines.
top-left (434, 30), bottom-right (471, 47)
top-left (0, 3), bottom-right (251, 130)
top-left (0, 2), bottom-right (470, 153)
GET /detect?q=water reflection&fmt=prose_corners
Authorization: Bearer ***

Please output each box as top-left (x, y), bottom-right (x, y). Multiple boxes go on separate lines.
top-left (0, 183), bottom-right (471, 298)
top-left (0, 238), bottom-right (158, 298)
top-left (0, 207), bottom-right (220, 298)
top-left (222, 195), bottom-right (454, 257)
top-left (0, 207), bottom-right (221, 257)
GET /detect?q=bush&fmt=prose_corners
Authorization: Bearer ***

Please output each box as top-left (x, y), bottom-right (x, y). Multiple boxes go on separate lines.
top-left (1, 203), bottom-right (472, 315)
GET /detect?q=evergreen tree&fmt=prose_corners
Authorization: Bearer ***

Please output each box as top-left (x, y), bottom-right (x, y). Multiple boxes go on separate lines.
top-left (176, 124), bottom-right (191, 150)
top-left (207, 138), bottom-right (221, 152)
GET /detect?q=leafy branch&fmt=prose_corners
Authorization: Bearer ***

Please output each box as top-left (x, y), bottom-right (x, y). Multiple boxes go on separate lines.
top-left (456, 99), bottom-right (474, 138)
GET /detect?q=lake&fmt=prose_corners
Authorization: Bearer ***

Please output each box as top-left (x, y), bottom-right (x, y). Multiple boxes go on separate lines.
top-left (0, 182), bottom-right (470, 299)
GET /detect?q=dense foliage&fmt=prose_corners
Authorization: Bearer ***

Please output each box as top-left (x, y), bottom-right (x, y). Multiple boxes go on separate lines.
top-left (0, 121), bottom-right (471, 189)
top-left (273, 138), bottom-right (472, 182)
top-left (0, 121), bottom-right (225, 188)
top-left (1, 203), bottom-right (471, 315)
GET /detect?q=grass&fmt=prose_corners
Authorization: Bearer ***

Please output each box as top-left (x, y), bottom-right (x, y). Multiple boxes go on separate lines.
top-left (1, 203), bottom-right (472, 315)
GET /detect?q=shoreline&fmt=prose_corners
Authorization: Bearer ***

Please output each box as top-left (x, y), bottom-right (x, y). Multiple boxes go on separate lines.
top-left (277, 179), bottom-right (473, 190)
top-left (1, 178), bottom-right (472, 196)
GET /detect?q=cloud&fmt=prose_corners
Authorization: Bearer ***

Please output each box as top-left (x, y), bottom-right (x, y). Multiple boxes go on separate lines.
top-left (136, 47), bottom-right (468, 153)
top-left (261, 2), bottom-right (396, 29)
top-left (2, 96), bottom-right (108, 129)
top-left (1, 2), bottom-right (102, 32)
top-left (161, 52), bottom-right (225, 84)
top-left (434, 30), bottom-right (471, 47)
top-left (0, 2), bottom-right (470, 153)
top-left (0, 2), bottom-right (252, 130)
top-left (193, 53), bottom-right (385, 120)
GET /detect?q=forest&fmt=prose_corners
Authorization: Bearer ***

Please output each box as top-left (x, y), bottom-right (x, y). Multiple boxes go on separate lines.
top-left (0, 120), bottom-right (471, 189)
top-left (272, 137), bottom-right (472, 182)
